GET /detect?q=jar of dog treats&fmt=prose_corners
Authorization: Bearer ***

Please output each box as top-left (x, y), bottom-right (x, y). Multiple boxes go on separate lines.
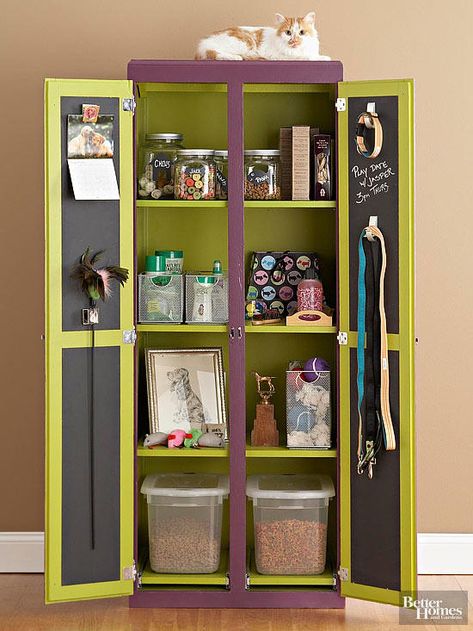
top-left (244, 150), bottom-right (281, 200)
top-left (138, 133), bottom-right (184, 200)
top-left (174, 150), bottom-right (216, 200)
top-left (214, 150), bottom-right (228, 200)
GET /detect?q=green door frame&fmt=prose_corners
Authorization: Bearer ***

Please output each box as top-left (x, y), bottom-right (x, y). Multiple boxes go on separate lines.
top-left (337, 79), bottom-right (416, 605)
top-left (44, 79), bottom-right (135, 603)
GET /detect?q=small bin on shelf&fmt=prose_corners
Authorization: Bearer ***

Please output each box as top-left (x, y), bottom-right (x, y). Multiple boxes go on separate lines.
top-left (185, 273), bottom-right (229, 323)
top-left (246, 474), bottom-right (335, 575)
top-left (141, 473), bottom-right (229, 574)
top-left (286, 363), bottom-right (332, 449)
top-left (138, 273), bottom-right (184, 323)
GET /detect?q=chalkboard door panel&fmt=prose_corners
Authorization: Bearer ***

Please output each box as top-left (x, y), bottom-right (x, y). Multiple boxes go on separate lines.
top-left (45, 79), bottom-right (135, 603)
top-left (337, 80), bottom-right (416, 606)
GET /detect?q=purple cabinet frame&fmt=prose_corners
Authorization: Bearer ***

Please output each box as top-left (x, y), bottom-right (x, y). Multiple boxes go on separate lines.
top-left (128, 60), bottom-right (345, 609)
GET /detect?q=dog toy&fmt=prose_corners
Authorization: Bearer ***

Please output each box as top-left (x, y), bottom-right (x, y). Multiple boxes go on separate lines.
top-left (303, 357), bottom-right (330, 383)
top-left (167, 429), bottom-right (191, 448)
top-left (144, 432), bottom-right (168, 448)
top-left (197, 432), bottom-right (225, 448)
top-left (184, 429), bottom-right (203, 448)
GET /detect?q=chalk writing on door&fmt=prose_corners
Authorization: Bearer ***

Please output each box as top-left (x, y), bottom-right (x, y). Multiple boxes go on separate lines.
top-left (351, 161), bottom-right (396, 204)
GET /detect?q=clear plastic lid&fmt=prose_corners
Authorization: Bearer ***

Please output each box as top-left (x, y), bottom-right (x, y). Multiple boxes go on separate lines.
top-left (246, 474), bottom-right (335, 500)
top-left (141, 473), bottom-right (229, 497)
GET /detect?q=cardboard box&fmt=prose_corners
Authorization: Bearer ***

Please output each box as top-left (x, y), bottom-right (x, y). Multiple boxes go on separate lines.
top-left (292, 126), bottom-right (310, 200)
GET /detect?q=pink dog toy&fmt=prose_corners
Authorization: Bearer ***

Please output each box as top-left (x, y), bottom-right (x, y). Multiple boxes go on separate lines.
top-left (167, 429), bottom-right (192, 448)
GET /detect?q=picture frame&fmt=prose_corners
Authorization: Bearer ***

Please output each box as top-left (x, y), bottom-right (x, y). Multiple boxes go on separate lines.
top-left (145, 347), bottom-right (227, 437)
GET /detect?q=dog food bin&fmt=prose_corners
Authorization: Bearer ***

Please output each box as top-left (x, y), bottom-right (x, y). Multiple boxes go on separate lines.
top-left (141, 473), bottom-right (229, 574)
top-left (246, 474), bottom-right (335, 575)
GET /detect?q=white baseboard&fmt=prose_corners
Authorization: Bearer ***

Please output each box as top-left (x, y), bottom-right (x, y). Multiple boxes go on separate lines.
top-left (0, 532), bottom-right (471, 574)
top-left (0, 532), bottom-right (44, 572)
top-left (418, 533), bottom-right (473, 574)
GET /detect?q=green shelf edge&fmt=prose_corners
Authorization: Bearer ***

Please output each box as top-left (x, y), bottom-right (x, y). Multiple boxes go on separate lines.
top-left (246, 444), bottom-right (337, 458)
top-left (244, 200), bottom-right (336, 209)
top-left (136, 324), bottom-right (336, 334)
top-left (140, 551), bottom-right (228, 586)
top-left (246, 324), bottom-right (336, 334)
top-left (137, 323), bottom-right (227, 333)
top-left (248, 552), bottom-right (334, 586)
top-left (137, 440), bottom-right (228, 457)
top-left (136, 200), bottom-right (336, 210)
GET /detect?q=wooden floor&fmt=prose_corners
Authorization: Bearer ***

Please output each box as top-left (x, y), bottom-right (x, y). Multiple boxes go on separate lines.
top-left (0, 575), bottom-right (471, 630)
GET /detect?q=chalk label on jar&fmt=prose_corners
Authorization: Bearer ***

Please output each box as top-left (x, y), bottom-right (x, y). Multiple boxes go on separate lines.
top-left (151, 152), bottom-right (173, 186)
top-left (216, 169), bottom-right (228, 190)
top-left (247, 169), bottom-right (269, 185)
top-left (186, 166), bottom-right (206, 177)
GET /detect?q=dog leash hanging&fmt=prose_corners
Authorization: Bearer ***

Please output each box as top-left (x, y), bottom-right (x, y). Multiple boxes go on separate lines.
top-left (356, 109), bottom-right (383, 159)
top-left (356, 223), bottom-right (395, 478)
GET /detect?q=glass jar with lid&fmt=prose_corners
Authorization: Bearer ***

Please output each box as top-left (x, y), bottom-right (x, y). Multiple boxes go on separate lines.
top-left (138, 133), bottom-right (184, 200)
top-left (244, 150), bottom-right (281, 200)
top-left (174, 150), bottom-right (216, 200)
top-left (214, 150), bottom-right (228, 200)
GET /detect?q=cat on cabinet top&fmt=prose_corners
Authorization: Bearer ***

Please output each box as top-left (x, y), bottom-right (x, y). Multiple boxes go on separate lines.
top-left (195, 12), bottom-right (330, 61)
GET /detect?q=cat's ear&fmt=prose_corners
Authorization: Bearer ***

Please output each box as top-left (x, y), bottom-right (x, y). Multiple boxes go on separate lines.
top-left (303, 11), bottom-right (316, 25)
top-left (275, 13), bottom-right (286, 24)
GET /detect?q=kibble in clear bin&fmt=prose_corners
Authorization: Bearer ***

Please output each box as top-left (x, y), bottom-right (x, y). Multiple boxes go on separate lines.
top-left (174, 150), bottom-right (215, 200)
top-left (244, 150), bottom-right (281, 200)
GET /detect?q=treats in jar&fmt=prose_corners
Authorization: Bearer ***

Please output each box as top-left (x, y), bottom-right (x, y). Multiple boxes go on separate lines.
top-left (174, 150), bottom-right (215, 200)
top-left (244, 150), bottom-right (281, 200)
top-left (138, 133), bottom-right (184, 200)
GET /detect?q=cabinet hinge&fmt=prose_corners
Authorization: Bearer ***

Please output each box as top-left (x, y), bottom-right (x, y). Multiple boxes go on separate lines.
top-left (123, 328), bottom-right (137, 344)
top-left (225, 573), bottom-right (230, 590)
top-left (338, 566), bottom-right (349, 581)
top-left (245, 573), bottom-right (250, 589)
top-left (337, 331), bottom-right (348, 345)
top-left (335, 97), bottom-right (346, 112)
top-left (123, 560), bottom-right (137, 581)
top-left (122, 96), bottom-right (136, 113)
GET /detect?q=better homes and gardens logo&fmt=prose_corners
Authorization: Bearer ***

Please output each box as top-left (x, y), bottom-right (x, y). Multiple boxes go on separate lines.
top-left (400, 591), bottom-right (468, 625)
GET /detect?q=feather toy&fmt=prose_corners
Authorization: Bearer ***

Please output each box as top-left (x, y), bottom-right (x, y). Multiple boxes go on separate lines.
top-left (71, 247), bottom-right (129, 302)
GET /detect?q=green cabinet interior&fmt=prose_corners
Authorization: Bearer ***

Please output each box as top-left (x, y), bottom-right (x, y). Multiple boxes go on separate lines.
top-left (45, 75), bottom-right (415, 606)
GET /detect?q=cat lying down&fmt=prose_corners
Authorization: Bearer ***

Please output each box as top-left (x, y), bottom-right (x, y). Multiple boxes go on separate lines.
top-left (196, 12), bottom-right (330, 61)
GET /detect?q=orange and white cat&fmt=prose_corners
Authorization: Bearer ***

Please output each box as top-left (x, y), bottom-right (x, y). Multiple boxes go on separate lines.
top-left (196, 12), bottom-right (330, 61)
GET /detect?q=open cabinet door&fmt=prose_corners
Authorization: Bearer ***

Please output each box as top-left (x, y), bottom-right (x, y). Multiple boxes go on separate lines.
top-left (45, 79), bottom-right (135, 602)
top-left (337, 80), bottom-right (415, 605)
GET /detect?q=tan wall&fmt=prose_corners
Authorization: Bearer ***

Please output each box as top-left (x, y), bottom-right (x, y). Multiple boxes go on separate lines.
top-left (1, 0), bottom-right (472, 533)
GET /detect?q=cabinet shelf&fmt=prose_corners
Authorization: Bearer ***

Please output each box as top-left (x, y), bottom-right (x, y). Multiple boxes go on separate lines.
top-left (136, 200), bottom-right (335, 210)
top-left (136, 200), bottom-right (227, 209)
top-left (246, 444), bottom-right (336, 458)
top-left (245, 324), bottom-right (336, 334)
top-left (248, 553), bottom-right (334, 586)
top-left (140, 551), bottom-right (229, 586)
top-left (137, 440), bottom-right (228, 457)
top-left (137, 324), bottom-right (227, 333)
top-left (244, 200), bottom-right (336, 209)
top-left (137, 324), bottom-right (336, 334)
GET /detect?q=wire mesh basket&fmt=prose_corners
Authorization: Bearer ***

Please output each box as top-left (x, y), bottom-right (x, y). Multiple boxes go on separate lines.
top-left (138, 273), bottom-right (184, 323)
top-left (286, 364), bottom-right (331, 449)
top-left (185, 273), bottom-right (229, 324)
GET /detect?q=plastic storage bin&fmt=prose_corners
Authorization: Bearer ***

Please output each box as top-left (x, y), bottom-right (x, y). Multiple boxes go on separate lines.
top-left (138, 273), bottom-right (184, 323)
top-left (246, 474), bottom-right (335, 575)
top-left (286, 363), bottom-right (331, 448)
top-left (141, 473), bottom-right (229, 574)
top-left (185, 273), bottom-right (229, 323)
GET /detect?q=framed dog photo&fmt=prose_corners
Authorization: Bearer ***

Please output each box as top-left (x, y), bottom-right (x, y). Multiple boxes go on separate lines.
top-left (145, 348), bottom-right (227, 437)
